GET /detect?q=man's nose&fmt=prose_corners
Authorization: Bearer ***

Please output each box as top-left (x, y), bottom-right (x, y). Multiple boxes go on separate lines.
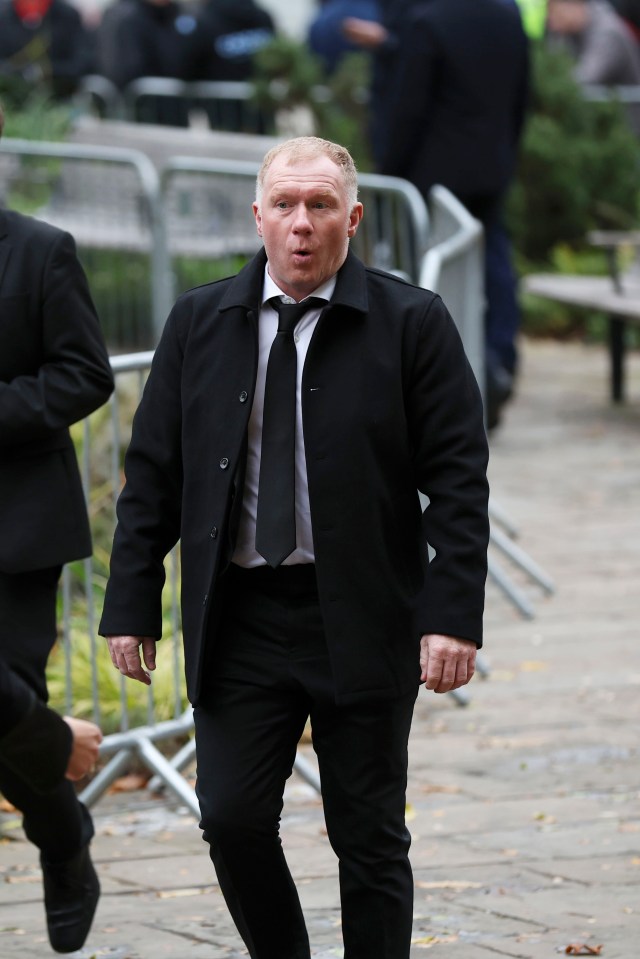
top-left (292, 204), bottom-right (312, 232)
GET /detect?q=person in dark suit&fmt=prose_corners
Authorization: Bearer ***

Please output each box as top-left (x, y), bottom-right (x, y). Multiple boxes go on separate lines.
top-left (100, 135), bottom-right (489, 959)
top-left (0, 103), bottom-right (114, 954)
top-left (0, 657), bottom-right (103, 793)
top-left (347, 0), bottom-right (530, 429)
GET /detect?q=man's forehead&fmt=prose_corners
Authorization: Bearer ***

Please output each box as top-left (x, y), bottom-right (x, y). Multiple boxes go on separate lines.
top-left (264, 156), bottom-right (344, 192)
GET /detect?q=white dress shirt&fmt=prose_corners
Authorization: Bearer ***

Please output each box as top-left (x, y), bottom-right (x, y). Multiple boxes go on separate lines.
top-left (232, 264), bottom-right (337, 568)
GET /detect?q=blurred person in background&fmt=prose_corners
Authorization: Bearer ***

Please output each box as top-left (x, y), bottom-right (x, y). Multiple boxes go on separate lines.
top-left (0, 101), bottom-right (113, 954)
top-left (307, 0), bottom-right (380, 75)
top-left (611, 0), bottom-right (640, 42)
top-left (546, 0), bottom-right (640, 85)
top-left (0, 0), bottom-right (93, 99)
top-left (196, 0), bottom-right (275, 81)
top-left (96, 0), bottom-right (211, 123)
top-left (346, 0), bottom-right (530, 429)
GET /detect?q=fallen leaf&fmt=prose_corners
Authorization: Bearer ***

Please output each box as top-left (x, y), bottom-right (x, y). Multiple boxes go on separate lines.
top-left (564, 945), bottom-right (603, 956)
top-left (420, 784), bottom-right (461, 795)
top-left (157, 886), bottom-right (216, 899)
top-left (108, 773), bottom-right (150, 793)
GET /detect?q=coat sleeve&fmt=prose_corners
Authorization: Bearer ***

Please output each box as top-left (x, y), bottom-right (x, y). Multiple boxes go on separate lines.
top-left (0, 658), bottom-right (72, 793)
top-left (99, 306), bottom-right (185, 640)
top-left (406, 294), bottom-right (490, 646)
top-left (0, 230), bottom-right (114, 449)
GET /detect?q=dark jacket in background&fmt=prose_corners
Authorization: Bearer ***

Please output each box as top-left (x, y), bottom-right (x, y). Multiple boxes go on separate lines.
top-left (376, 0), bottom-right (529, 206)
top-left (97, 0), bottom-right (210, 89)
top-left (196, 0), bottom-right (275, 81)
top-left (0, 0), bottom-right (92, 96)
top-left (0, 209), bottom-right (114, 575)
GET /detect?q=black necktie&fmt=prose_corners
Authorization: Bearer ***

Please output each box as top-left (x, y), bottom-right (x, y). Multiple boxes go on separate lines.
top-left (255, 296), bottom-right (326, 568)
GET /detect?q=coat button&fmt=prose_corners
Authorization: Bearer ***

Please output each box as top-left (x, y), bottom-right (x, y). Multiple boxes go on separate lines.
top-left (239, 391), bottom-right (248, 403)
top-left (219, 457), bottom-right (229, 469)
top-left (210, 526), bottom-right (218, 539)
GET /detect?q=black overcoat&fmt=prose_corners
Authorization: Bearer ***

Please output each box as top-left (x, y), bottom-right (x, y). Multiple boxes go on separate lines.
top-left (0, 209), bottom-right (114, 574)
top-left (100, 249), bottom-right (490, 705)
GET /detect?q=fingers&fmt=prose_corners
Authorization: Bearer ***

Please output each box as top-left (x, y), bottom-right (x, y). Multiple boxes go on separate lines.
top-left (106, 635), bottom-right (155, 685)
top-left (420, 634), bottom-right (477, 694)
top-left (63, 717), bottom-right (103, 780)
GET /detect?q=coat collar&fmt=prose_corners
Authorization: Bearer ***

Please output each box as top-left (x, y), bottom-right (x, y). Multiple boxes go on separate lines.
top-left (217, 247), bottom-right (369, 316)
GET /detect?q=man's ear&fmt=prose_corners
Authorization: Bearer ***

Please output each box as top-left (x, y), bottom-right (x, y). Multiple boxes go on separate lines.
top-left (253, 201), bottom-right (262, 237)
top-left (347, 203), bottom-right (364, 238)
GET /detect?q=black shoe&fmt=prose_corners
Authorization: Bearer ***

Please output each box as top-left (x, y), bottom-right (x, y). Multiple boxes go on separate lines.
top-left (41, 844), bottom-right (100, 953)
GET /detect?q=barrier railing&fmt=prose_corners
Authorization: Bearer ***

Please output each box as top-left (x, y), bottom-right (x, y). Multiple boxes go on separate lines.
top-left (0, 138), bottom-right (173, 346)
top-left (420, 185), bottom-right (555, 622)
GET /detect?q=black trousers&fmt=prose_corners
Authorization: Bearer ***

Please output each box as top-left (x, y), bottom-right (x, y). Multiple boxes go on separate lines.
top-left (194, 564), bottom-right (417, 959)
top-left (0, 567), bottom-right (93, 861)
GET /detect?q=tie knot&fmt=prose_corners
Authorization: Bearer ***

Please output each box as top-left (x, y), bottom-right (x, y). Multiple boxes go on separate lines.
top-left (269, 297), bottom-right (326, 334)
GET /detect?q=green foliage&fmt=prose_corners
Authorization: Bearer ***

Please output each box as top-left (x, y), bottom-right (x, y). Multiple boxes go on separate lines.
top-left (252, 38), bottom-right (374, 171)
top-left (0, 87), bottom-right (71, 142)
top-left (508, 44), bottom-right (640, 265)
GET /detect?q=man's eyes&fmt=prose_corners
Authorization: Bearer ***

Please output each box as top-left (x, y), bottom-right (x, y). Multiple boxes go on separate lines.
top-left (273, 200), bottom-right (332, 210)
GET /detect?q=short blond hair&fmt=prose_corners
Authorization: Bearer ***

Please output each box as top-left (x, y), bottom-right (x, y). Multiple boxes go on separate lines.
top-left (256, 136), bottom-right (359, 209)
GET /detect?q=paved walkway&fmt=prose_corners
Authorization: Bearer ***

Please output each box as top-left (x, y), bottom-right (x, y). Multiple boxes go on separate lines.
top-left (1, 337), bottom-right (639, 958)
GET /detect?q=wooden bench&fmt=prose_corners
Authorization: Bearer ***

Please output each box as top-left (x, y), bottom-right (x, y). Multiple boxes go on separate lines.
top-left (523, 269), bottom-right (640, 402)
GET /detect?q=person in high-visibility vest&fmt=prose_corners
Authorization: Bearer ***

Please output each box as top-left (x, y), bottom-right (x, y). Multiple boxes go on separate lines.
top-left (514, 0), bottom-right (549, 38)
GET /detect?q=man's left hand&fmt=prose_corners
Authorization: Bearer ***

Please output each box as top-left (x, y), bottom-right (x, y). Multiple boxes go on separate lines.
top-left (420, 634), bottom-right (477, 693)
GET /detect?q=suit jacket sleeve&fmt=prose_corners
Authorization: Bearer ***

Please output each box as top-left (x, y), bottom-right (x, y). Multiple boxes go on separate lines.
top-left (99, 306), bottom-right (184, 639)
top-left (0, 229), bottom-right (114, 449)
top-left (0, 658), bottom-right (72, 793)
top-left (407, 294), bottom-right (490, 644)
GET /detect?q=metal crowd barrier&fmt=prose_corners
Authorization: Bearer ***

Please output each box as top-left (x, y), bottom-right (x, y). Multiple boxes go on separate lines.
top-left (124, 77), bottom-right (274, 134)
top-left (0, 138), bottom-right (173, 347)
top-left (420, 185), bottom-right (555, 623)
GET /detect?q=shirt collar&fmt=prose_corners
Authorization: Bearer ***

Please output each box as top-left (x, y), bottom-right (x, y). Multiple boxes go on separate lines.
top-left (262, 263), bottom-right (337, 307)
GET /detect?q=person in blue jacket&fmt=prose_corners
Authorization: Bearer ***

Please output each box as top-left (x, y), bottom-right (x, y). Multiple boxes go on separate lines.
top-left (307, 0), bottom-right (380, 74)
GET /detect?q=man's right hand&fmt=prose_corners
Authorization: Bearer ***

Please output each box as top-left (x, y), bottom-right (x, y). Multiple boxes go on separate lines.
top-left (106, 635), bottom-right (157, 685)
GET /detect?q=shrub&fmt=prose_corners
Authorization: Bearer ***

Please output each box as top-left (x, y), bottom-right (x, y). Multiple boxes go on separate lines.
top-left (508, 44), bottom-right (640, 266)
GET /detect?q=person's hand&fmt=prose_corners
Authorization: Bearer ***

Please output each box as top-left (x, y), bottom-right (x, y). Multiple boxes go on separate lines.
top-left (63, 717), bottom-right (103, 781)
top-left (419, 634), bottom-right (476, 693)
top-left (106, 635), bottom-right (157, 685)
top-left (341, 17), bottom-right (389, 49)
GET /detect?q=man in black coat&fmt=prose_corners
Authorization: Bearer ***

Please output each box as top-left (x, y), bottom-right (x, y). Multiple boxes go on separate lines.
top-left (100, 136), bottom-right (489, 959)
top-left (353, 0), bottom-right (530, 428)
top-left (0, 104), bottom-right (114, 953)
